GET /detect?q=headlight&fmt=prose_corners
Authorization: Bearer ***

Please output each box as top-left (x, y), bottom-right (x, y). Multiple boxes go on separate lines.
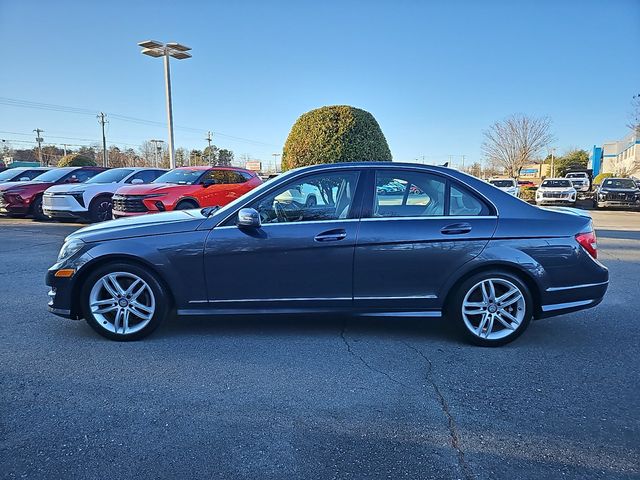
top-left (57, 239), bottom-right (84, 262)
top-left (143, 193), bottom-right (167, 199)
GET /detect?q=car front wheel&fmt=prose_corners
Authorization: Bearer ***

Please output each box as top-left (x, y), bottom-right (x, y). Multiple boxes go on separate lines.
top-left (81, 262), bottom-right (170, 341)
top-left (451, 271), bottom-right (533, 347)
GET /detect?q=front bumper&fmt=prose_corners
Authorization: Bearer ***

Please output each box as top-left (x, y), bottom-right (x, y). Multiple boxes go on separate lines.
top-left (46, 269), bottom-right (82, 319)
top-left (596, 200), bottom-right (640, 208)
top-left (43, 195), bottom-right (87, 219)
top-left (536, 199), bottom-right (576, 205)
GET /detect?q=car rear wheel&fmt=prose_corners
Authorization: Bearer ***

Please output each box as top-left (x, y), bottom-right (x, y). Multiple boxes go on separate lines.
top-left (451, 271), bottom-right (533, 347)
top-left (81, 263), bottom-right (170, 341)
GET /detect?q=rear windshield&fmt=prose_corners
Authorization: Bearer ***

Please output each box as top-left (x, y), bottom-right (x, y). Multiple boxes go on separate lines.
top-left (489, 180), bottom-right (515, 188)
top-left (86, 169), bottom-right (134, 184)
top-left (541, 179), bottom-right (572, 188)
top-left (153, 169), bottom-right (206, 185)
top-left (602, 178), bottom-right (636, 189)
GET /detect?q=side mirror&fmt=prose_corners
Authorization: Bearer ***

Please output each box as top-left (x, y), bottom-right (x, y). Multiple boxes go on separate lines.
top-left (130, 178), bottom-right (144, 184)
top-left (202, 178), bottom-right (216, 188)
top-left (237, 208), bottom-right (261, 229)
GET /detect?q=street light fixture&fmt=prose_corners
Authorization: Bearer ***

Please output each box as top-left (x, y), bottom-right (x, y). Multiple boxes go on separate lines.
top-left (138, 40), bottom-right (192, 169)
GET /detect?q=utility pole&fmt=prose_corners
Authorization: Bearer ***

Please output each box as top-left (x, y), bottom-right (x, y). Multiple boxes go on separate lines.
top-left (150, 139), bottom-right (164, 167)
top-left (206, 131), bottom-right (213, 165)
top-left (549, 147), bottom-right (556, 178)
top-left (461, 155), bottom-right (466, 170)
top-left (272, 153), bottom-right (281, 171)
top-left (33, 129), bottom-right (44, 166)
top-left (97, 112), bottom-right (108, 167)
top-left (62, 144), bottom-right (68, 156)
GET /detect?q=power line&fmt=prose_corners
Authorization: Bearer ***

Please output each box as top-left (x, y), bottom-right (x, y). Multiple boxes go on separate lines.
top-left (0, 96), bottom-right (278, 147)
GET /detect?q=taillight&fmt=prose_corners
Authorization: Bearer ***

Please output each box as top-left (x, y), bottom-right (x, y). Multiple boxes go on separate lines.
top-left (576, 231), bottom-right (597, 259)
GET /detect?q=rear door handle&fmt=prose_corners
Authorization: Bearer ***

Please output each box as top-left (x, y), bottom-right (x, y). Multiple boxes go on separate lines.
top-left (441, 222), bottom-right (472, 235)
top-left (314, 228), bottom-right (347, 242)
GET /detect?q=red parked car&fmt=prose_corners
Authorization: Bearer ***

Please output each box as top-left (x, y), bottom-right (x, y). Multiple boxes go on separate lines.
top-left (111, 166), bottom-right (262, 218)
top-left (0, 166), bottom-right (106, 220)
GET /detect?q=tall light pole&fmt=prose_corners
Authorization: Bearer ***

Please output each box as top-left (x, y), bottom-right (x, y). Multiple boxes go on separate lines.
top-left (272, 153), bottom-right (281, 171)
top-left (548, 147), bottom-right (556, 178)
top-left (138, 40), bottom-right (192, 169)
top-left (97, 112), bottom-right (108, 167)
top-left (206, 131), bottom-right (213, 165)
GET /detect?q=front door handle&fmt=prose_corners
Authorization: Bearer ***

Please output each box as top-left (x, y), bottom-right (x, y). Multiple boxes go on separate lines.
top-left (441, 222), bottom-right (472, 235)
top-left (314, 228), bottom-right (347, 242)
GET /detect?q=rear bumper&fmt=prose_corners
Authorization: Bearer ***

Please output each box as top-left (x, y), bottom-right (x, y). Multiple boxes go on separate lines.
top-left (537, 279), bottom-right (608, 319)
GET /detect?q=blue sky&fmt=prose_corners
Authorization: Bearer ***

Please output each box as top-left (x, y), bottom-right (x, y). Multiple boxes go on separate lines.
top-left (1, 0), bottom-right (638, 168)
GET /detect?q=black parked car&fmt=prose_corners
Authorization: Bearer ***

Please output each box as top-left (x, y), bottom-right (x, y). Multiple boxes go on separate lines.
top-left (46, 162), bottom-right (608, 346)
top-left (593, 178), bottom-right (640, 209)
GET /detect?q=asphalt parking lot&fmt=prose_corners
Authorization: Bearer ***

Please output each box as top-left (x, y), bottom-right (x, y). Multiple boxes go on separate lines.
top-left (1, 209), bottom-right (639, 480)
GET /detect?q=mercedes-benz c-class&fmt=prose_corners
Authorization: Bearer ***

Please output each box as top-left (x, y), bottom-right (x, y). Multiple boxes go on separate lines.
top-left (46, 162), bottom-right (608, 346)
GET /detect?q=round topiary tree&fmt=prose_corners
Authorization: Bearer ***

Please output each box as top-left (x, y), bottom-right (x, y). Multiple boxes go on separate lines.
top-left (57, 153), bottom-right (96, 167)
top-left (282, 105), bottom-right (392, 171)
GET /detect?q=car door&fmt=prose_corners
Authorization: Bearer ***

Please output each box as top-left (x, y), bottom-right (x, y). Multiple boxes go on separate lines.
top-left (202, 169), bottom-right (363, 309)
top-left (353, 168), bottom-right (497, 312)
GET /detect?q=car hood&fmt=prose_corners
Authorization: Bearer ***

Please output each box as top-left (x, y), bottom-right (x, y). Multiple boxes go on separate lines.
top-left (0, 181), bottom-right (53, 193)
top-left (115, 183), bottom-right (193, 195)
top-left (67, 209), bottom-right (207, 243)
top-left (46, 184), bottom-right (88, 194)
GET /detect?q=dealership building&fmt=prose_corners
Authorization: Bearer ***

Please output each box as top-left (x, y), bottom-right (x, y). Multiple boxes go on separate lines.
top-left (590, 130), bottom-right (640, 177)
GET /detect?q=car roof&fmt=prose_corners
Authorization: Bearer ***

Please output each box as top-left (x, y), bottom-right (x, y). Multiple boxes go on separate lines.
top-left (173, 165), bottom-right (254, 173)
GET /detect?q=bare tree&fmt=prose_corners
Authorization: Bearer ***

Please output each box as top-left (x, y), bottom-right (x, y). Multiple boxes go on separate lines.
top-left (481, 114), bottom-right (555, 178)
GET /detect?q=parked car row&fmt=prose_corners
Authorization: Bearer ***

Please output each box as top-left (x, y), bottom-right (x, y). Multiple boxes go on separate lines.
top-left (0, 166), bottom-right (263, 222)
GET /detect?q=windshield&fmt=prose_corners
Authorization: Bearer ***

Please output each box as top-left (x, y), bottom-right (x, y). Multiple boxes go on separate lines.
top-left (541, 179), bottom-right (572, 188)
top-left (0, 168), bottom-right (27, 181)
top-left (153, 169), bottom-right (206, 185)
top-left (602, 178), bottom-right (637, 189)
top-left (566, 173), bottom-right (585, 178)
top-left (490, 180), bottom-right (515, 188)
top-left (86, 168), bottom-right (134, 184)
top-left (31, 168), bottom-right (74, 183)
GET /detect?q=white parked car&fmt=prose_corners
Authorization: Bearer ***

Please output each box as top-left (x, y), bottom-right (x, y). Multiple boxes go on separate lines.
top-left (565, 172), bottom-right (590, 194)
top-left (43, 167), bottom-right (166, 222)
top-left (488, 178), bottom-right (519, 197)
top-left (535, 178), bottom-right (577, 205)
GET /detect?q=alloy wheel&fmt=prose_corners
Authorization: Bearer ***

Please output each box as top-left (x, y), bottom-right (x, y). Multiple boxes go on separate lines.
top-left (461, 278), bottom-right (526, 341)
top-left (96, 200), bottom-right (112, 222)
top-left (89, 272), bottom-right (156, 335)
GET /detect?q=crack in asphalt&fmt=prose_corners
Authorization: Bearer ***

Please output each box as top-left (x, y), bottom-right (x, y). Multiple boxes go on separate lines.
top-left (403, 341), bottom-right (475, 480)
top-left (339, 319), bottom-right (417, 392)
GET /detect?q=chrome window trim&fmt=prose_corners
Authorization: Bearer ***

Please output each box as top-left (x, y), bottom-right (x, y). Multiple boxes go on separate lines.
top-left (545, 280), bottom-right (609, 292)
top-left (361, 215), bottom-right (498, 222)
top-left (214, 218), bottom-right (361, 230)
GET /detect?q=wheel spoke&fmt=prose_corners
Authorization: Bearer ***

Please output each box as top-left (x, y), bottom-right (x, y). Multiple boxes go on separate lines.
top-left (486, 280), bottom-right (496, 301)
top-left (108, 275), bottom-right (126, 295)
top-left (500, 309), bottom-right (520, 325)
top-left (476, 313), bottom-right (489, 336)
top-left (495, 313), bottom-right (515, 330)
top-left (129, 301), bottom-right (153, 320)
top-left (113, 309), bottom-right (122, 333)
top-left (464, 308), bottom-right (485, 316)
top-left (93, 305), bottom-right (118, 314)
top-left (124, 279), bottom-right (142, 296)
top-left (101, 277), bottom-right (119, 299)
top-left (481, 282), bottom-right (490, 302)
top-left (484, 315), bottom-right (495, 338)
top-left (129, 283), bottom-right (147, 301)
top-left (122, 309), bottom-right (130, 333)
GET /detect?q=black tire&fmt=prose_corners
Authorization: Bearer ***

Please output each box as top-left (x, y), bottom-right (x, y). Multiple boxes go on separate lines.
top-left (175, 200), bottom-right (199, 210)
top-left (449, 270), bottom-right (533, 347)
top-left (89, 195), bottom-right (113, 223)
top-left (81, 262), bottom-right (171, 341)
top-left (31, 195), bottom-right (48, 221)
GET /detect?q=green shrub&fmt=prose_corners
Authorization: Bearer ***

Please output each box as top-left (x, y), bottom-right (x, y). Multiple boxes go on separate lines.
top-left (57, 153), bottom-right (96, 167)
top-left (282, 105), bottom-right (392, 171)
top-left (519, 186), bottom-right (537, 202)
top-left (593, 172), bottom-right (614, 185)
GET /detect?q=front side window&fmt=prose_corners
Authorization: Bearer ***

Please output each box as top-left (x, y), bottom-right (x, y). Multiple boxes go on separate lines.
top-left (66, 169), bottom-right (99, 183)
top-left (489, 180), bottom-right (515, 188)
top-left (86, 169), bottom-right (134, 184)
top-left (154, 169), bottom-right (205, 185)
top-left (127, 169), bottom-right (165, 184)
top-left (208, 170), bottom-right (248, 184)
top-left (249, 171), bottom-right (359, 224)
top-left (375, 171), bottom-right (446, 217)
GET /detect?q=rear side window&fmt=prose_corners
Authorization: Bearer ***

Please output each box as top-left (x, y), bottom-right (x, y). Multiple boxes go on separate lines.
top-left (208, 170), bottom-right (247, 184)
top-left (66, 169), bottom-right (99, 183)
top-left (375, 171), bottom-right (446, 217)
top-left (449, 185), bottom-right (490, 216)
top-left (373, 170), bottom-right (491, 218)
